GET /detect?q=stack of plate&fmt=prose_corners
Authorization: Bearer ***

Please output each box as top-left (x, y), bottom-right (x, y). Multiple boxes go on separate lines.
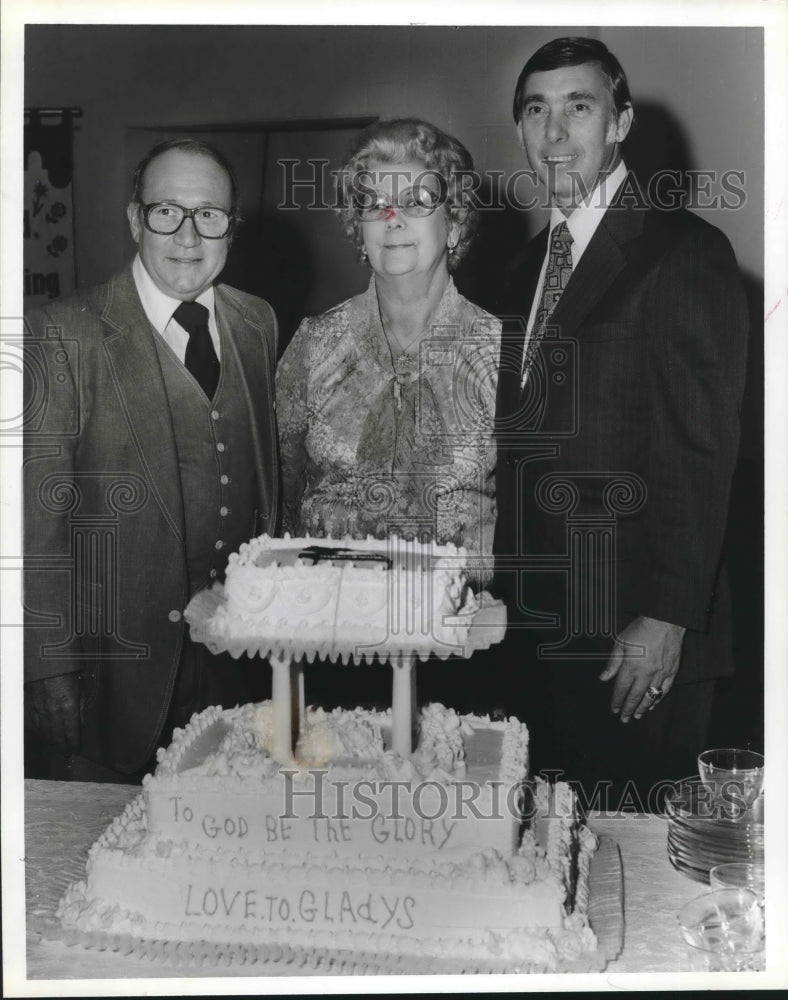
top-left (664, 778), bottom-right (765, 884)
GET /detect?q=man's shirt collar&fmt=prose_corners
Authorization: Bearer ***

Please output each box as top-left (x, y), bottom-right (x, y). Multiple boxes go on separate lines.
top-left (550, 160), bottom-right (628, 261)
top-left (132, 254), bottom-right (216, 334)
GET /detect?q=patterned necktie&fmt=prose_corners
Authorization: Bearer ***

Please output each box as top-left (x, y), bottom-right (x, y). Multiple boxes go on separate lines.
top-left (173, 300), bottom-right (220, 400)
top-left (521, 221), bottom-right (574, 387)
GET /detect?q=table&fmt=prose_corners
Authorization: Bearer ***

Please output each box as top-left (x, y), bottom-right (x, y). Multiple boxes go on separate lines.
top-left (23, 779), bottom-right (704, 980)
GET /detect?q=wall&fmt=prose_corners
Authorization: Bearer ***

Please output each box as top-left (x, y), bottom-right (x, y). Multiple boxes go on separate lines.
top-left (24, 23), bottom-right (763, 287)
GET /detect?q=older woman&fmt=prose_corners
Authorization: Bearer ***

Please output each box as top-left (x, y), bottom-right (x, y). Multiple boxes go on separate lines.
top-left (277, 118), bottom-right (500, 589)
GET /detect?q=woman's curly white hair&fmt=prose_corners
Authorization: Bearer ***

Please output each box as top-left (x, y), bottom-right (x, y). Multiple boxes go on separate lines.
top-left (335, 117), bottom-right (479, 272)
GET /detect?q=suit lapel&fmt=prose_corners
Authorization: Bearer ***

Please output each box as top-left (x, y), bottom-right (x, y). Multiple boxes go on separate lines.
top-left (498, 230), bottom-right (548, 420)
top-left (100, 267), bottom-right (185, 541)
top-left (506, 227), bottom-right (548, 324)
top-left (214, 285), bottom-right (278, 529)
top-left (550, 199), bottom-right (646, 339)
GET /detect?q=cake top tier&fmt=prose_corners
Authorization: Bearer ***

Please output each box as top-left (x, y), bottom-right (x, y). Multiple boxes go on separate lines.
top-left (229, 532), bottom-right (469, 573)
top-left (186, 532), bottom-right (506, 667)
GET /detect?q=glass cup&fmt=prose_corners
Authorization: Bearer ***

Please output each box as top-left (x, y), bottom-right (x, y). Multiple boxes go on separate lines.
top-left (710, 863), bottom-right (765, 906)
top-left (683, 941), bottom-right (765, 972)
top-left (679, 887), bottom-right (764, 971)
top-left (697, 748), bottom-right (764, 820)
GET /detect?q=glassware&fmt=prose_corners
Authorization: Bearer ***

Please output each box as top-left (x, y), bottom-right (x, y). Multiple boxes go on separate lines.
top-left (664, 778), bottom-right (764, 883)
top-left (683, 941), bottom-right (765, 972)
top-left (679, 887), bottom-right (764, 971)
top-left (710, 863), bottom-right (765, 905)
top-left (697, 748), bottom-right (764, 819)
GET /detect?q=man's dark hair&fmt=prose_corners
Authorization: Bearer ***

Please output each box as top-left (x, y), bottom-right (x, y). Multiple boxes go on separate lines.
top-left (512, 36), bottom-right (632, 124)
top-left (130, 137), bottom-right (240, 215)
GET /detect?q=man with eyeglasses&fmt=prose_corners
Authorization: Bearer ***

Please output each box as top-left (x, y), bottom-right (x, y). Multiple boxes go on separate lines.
top-left (24, 138), bottom-right (278, 782)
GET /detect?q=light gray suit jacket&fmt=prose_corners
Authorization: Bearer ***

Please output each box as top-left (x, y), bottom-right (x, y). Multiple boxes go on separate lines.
top-left (24, 265), bottom-right (279, 771)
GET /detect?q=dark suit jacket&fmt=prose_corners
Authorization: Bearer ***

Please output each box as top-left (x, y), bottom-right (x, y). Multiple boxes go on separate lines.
top-left (494, 199), bottom-right (748, 682)
top-left (24, 265), bottom-right (279, 771)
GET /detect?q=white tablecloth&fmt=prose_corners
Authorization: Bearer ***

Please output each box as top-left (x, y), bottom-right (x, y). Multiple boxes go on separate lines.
top-left (23, 779), bottom-right (703, 980)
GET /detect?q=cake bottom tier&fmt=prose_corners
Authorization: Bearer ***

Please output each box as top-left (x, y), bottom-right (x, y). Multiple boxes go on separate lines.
top-left (46, 842), bottom-right (623, 975)
top-left (56, 795), bottom-right (603, 973)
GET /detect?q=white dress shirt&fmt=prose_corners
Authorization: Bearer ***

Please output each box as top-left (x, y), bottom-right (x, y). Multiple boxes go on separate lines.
top-left (523, 161), bottom-right (629, 347)
top-left (132, 254), bottom-right (221, 363)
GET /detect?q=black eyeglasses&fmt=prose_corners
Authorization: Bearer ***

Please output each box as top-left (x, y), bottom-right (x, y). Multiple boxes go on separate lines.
top-left (353, 185), bottom-right (445, 221)
top-left (138, 202), bottom-right (234, 239)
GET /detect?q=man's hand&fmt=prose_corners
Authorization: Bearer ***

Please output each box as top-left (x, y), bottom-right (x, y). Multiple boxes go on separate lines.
top-left (599, 616), bottom-right (686, 723)
top-left (25, 673), bottom-right (83, 754)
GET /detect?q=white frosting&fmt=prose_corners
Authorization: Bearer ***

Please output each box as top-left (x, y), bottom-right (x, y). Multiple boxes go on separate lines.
top-left (56, 530), bottom-right (593, 973)
top-left (145, 703), bottom-right (522, 862)
top-left (206, 533), bottom-right (479, 662)
top-left (58, 701), bottom-right (600, 971)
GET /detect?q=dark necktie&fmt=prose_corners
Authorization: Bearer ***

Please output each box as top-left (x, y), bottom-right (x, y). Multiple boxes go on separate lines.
top-left (521, 221), bottom-right (574, 387)
top-left (173, 300), bottom-right (220, 399)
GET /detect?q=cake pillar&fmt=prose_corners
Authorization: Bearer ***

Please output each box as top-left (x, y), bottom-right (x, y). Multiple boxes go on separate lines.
top-left (391, 653), bottom-right (417, 757)
top-left (270, 652), bottom-right (295, 763)
top-left (294, 658), bottom-right (306, 736)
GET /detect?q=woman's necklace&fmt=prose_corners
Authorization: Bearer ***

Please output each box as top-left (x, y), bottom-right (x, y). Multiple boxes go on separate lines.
top-left (380, 319), bottom-right (428, 411)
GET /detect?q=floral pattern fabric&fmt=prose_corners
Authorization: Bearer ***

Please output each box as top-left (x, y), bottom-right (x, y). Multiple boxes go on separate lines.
top-left (276, 277), bottom-right (501, 583)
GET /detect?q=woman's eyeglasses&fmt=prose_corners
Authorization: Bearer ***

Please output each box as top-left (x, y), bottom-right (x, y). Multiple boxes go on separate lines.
top-left (353, 186), bottom-right (444, 221)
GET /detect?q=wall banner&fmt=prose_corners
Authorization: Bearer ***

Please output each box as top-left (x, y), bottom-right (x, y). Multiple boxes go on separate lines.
top-left (24, 108), bottom-right (80, 307)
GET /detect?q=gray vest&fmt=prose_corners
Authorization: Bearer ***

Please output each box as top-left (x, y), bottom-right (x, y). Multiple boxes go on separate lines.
top-left (152, 324), bottom-right (259, 596)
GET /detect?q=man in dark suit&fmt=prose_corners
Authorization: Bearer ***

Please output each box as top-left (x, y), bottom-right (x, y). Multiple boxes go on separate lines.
top-left (24, 138), bottom-right (278, 781)
top-left (494, 38), bottom-right (748, 806)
